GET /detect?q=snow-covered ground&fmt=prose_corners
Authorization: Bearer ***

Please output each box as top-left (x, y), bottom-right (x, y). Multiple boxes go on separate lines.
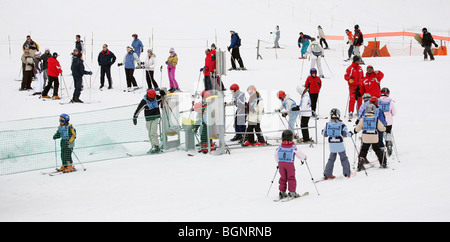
top-left (1, 0), bottom-right (450, 222)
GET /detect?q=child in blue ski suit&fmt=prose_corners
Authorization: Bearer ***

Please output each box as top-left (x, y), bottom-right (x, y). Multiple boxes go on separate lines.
top-left (322, 109), bottom-right (352, 179)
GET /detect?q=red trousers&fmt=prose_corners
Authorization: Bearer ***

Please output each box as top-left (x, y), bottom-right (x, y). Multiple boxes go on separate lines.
top-left (278, 162), bottom-right (297, 193)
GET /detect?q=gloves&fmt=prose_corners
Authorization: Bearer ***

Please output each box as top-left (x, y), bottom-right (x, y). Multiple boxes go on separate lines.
top-left (118, 63), bottom-right (123, 67)
top-left (133, 117), bottom-right (137, 125)
top-left (159, 89), bottom-right (166, 97)
top-left (282, 112), bottom-right (288, 118)
top-left (354, 86), bottom-right (361, 100)
top-left (200, 67), bottom-right (204, 72)
top-left (434, 43), bottom-right (438, 48)
top-left (348, 78), bottom-right (354, 84)
top-left (349, 131), bottom-right (354, 137)
top-left (87, 71), bottom-right (93, 75)
top-left (274, 109), bottom-right (281, 113)
top-left (227, 46), bottom-right (231, 51)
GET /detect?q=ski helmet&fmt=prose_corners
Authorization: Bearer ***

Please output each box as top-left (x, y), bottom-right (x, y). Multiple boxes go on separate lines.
top-left (230, 84), bottom-right (239, 91)
top-left (147, 89), bottom-right (157, 99)
top-left (381, 87), bottom-right (390, 97)
top-left (277, 91), bottom-right (286, 100)
top-left (132, 34), bottom-right (138, 38)
top-left (310, 68), bottom-right (317, 75)
top-left (365, 104), bottom-right (377, 115)
top-left (362, 93), bottom-right (371, 102)
top-left (330, 108), bottom-right (341, 119)
top-left (127, 46), bottom-right (134, 52)
top-left (355, 24), bottom-right (360, 30)
top-left (60, 113), bottom-right (70, 124)
top-left (369, 97), bottom-right (379, 106)
top-left (281, 130), bottom-right (294, 142)
top-left (247, 85), bottom-right (256, 95)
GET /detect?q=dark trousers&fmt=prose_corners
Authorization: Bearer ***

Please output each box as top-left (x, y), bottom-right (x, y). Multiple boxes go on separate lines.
top-left (231, 48), bottom-right (244, 69)
top-left (359, 142), bottom-right (386, 165)
top-left (423, 45), bottom-right (435, 60)
top-left (348, 45), bottom-right (354, 59)
top-left (100, 65), bottom-right (112, 87)
top-left (204, 75), bottom-right (212, 91)
top-left (246, 123), bottom-right (265, 143)
top-left (301, 116), bottom-right (310, 141)
top-left (42, 76), bottom-right (59, 97)
top-left (73, 76), bottom-right (82, 97)
top-left (21, 70), bottom-right (33, 90)
top-left (320, 38), bottom-right (329, 48)
top-left (125, 68), bottom-right (138, 88)
top-left (309, 93), bottom-right (319, 113)
top-left (146, 70), bottom-right (159, 89)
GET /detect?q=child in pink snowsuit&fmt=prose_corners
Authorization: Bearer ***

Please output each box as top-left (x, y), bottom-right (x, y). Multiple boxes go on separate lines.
top-left (166, 48), bottom-right (179, 92)
top-left (274, 130), bottom-right (307, 199)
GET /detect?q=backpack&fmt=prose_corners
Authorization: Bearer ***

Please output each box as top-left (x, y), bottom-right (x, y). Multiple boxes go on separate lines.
top-left (235, 33), bottom-right (242, 47)
top-left (310, 43), bottom-right (323, 56)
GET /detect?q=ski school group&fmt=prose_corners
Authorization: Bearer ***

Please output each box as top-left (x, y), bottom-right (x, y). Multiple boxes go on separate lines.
top-left (21, 24), bottom-right (425, 202)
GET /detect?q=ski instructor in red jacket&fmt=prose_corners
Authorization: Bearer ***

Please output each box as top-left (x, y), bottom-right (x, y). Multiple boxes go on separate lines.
top-left (360, 65), bottom-right (384, 98)
top-left (344, 56), bottom-right (364, 120)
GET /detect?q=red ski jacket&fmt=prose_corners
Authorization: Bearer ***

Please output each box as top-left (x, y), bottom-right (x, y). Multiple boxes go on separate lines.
top-left (360, 71), bottom-right (384, 98)
top-left (344, 62), bottom-right (363, 87)
top-left (47, 57), bottom-right (62, 77)
top-left (304, 76), bottom-right (322, 94)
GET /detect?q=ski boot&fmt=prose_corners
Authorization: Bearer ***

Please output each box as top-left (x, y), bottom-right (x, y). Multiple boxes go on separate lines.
top-left (149, 146), bottom-right (162, 154)
top-left (64, 165), bottom-right (74, 173)
top-left (386, 141), bottom-right (393, 157)
top-left (59, 166), bottom-right (66, 172)
top-left (278, 191), bottom-right (288, 200)
top-left (52, 96), bottom-right (61, 100)
top-left (348, 112), bottom-right (353, 122)
top-left (243, 141), bottom-right (256, 147)
top-left (324, 175), bottom-right (336, 180)
top-left (357, 157), bottom-right (366, 172)
top-left (288, 192), bottom-right (301, 198)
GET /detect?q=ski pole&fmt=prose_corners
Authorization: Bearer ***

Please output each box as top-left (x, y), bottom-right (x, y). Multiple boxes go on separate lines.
top-left (71, 148), bottom-right (86, 171)
top-left (266, 167), bottom-right (279, 197)
top-left (54, 140), bottom-right (58, 170)
top-left (322, 135), bottom-right (326, 172)
top-left (344, 95), bottom-right (350, 118)
top-left (303, 159), bottom-right (320, 196)
top-left (60, 74), bottom-right (71, 100)
top-left (350, 133), bottom-right (368, 176)
top-left (391, 131), bottom-right (401, 163)
top-left (300, 58), bottom-right (305, 79)
top-left (322, 56), bottom-right (333, 77)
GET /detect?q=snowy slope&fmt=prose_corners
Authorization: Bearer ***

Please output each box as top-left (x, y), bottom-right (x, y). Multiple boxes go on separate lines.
top-left (1, 0), bottom-right (450, 222)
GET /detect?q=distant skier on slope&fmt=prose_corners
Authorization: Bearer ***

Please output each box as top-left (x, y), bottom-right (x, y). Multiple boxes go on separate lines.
top-left (307, 38), bottom-right (325, 78)
top-left (270, 25), bottom-right (281, 48)
top-left (352, 25), bottom-right (365, 65)
top-left (421, 28), bottom-right (438, 61)
top-left (298, 32), bottom-right (312, 59)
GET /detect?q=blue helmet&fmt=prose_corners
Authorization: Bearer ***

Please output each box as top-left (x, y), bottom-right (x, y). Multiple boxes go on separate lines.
top-left (310, 68), bottom-right (317, 74)
top-left (60, 113), bottom-right (70, 124)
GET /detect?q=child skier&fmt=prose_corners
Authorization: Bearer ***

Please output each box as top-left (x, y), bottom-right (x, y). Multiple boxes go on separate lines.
top-left (303, 68), bottom-right (322, 116)
top-left (354, 104), bottom-right (387, 170)
top-left (295, 85), bottom-right (312, 143)
top-left (133, 89), bottom-right (166, 154)
top-left (53, 114), bottom-right (77, 173)
top-left (275, 130), bottom-right (307, 200)
top-left (166, 48), bottom-right (180, 92)
top-left (244, 85), bottom-right (266, 146)
top-left (276, 91), bottom-right (299, 136)
top-left (322, 108), bottom-right (352, 179)
top-left (379, 87), bottom-right (396, 156)
top-left (227, 84), bottom-right (246, 143)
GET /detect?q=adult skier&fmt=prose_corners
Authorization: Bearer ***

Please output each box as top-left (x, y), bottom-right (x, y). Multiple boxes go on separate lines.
top-left (354, 104), bottom-right (387, 170)
top-left (41, 52), bottom-right (62, 100)
top-left (20, 47), bottom-right (34, 91)
top-left (344, 55), bottom-right (364, 121)
top-left (322, 108), bottom-right (352, 179)
top-left (41, 48), bottom-right (52, 84)
top-left (244, 85), bottom-right (266, 146)
top-left (378, 87), bottom-right (396, 156)
top-left (317, 25), bottom-right (329, 49)
top-left (70, 52), bottom-right (93, 103)
top-left (298, 32), bottom-right (312, 59)
top-left (22, 35), bottom-right (39, 55)
top-left (32, 51), bottom-right (45, 96)
top-left (133, 89), bottom-right (166, 154)
top-left (274, 129), bottom-right (307, 200)
top-left (345, 29), bottom-right (354, 61)
top-left (228, 30), bottom-right (246, 70)
top-left (270, 25), bottom-right (281, 48)
top-left (53, 114), bottom-right (77, 173)
top-left (227, 84), bottom-right (247, 143)
top-left (201, 48), bottom-right (213, 91)
top-left (421, 28), bottom-right (438, 61)
top-left (307, 38), bottom-right (325, 78)
top-left (131, 34), bottom-right (144, 58)
top-left (97, 44), bottom-right (116, 90)
top-left (166, 48), bottom-right (180, 92)
top-left (360, 65), bottom-right (384, 98)
top-left (352, 25), bottom-right (364, 64)
top-left (75, 35), bottom-right (85, 55)
top-left (118, 46), bottom-right (142, 92)
top-left (144, 49), bottom-right (158, 90)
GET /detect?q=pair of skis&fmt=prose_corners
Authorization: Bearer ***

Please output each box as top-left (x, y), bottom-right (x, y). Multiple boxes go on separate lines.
top-left (273, 192), bottom-right (309, 202)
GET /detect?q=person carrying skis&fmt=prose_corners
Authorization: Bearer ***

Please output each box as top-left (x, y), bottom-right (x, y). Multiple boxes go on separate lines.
top-left (276, 91), bottom-right (299, 136)
top-left (354, 104), bottom-right (387, 170)
top-left (270, 25), bottom-right (281, 48)
top-left (118, 46), bottom-right (141, 92)
top-left (322, 108), bottom-right (352, 179)
top-left (244, 85), bottom-right (266, 146)
top-left (344, 55), bottom-right (364, 121)
top-left (131, 34), bottom-right (144, 58)
top-left (317, 25), bottom-right (329, 49)
top-left (295, 85), bottom-right (313, 143)
top-left (133, 89), bottom-right (166, 154)
top-left (228, 30), bottom-right (246, 71)
top-left (226, 84), bottom-right (247, 143)
top-left (304, 68), bottom-right (322, 116)
top-left (144, 49), bottom-right (158, 90)
top-left (378, 87), bottom-right (396, 156)
top-left (41, 52), bottom-right (63, 100)
top-left (274, 129), bottom-right (307, 200)
top-left (166, 47), bottom-right (180, 92)
top-left (307, 38), bottom-right (325, 78)
top-left (71, 52), bottom-right (93, 103)
top-left (97, 44), bottom-right (117, 90)
top-left (360, 65), bottom-right (384, 98)
top-left (53, 114), bottom-right (77, 173)
top-left (421, 28), bottom-right (438, 61)
top-left (298, 32), bottom-right (312, 59)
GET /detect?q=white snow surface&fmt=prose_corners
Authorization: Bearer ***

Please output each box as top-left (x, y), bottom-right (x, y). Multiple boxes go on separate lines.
top-left (1, 0), bottom-right (450, 222)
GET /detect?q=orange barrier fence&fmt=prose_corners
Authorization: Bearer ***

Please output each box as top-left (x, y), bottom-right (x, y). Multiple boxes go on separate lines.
top-left (326, 31), bottom-right (450, 41)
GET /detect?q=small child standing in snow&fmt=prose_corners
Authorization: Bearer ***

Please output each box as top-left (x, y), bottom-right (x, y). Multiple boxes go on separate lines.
top-left (322, 108), bottom-right (352, 179)
top-left (378, 87), bottom-right (396, 156)
top-left (275, 130), bottom-right (307, 200)
top-left (53, 114), bottom-right (77, 173)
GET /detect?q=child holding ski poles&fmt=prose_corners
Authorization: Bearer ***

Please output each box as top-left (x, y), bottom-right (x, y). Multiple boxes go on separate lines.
top-left (53, 113), bottom-right (77, 173)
